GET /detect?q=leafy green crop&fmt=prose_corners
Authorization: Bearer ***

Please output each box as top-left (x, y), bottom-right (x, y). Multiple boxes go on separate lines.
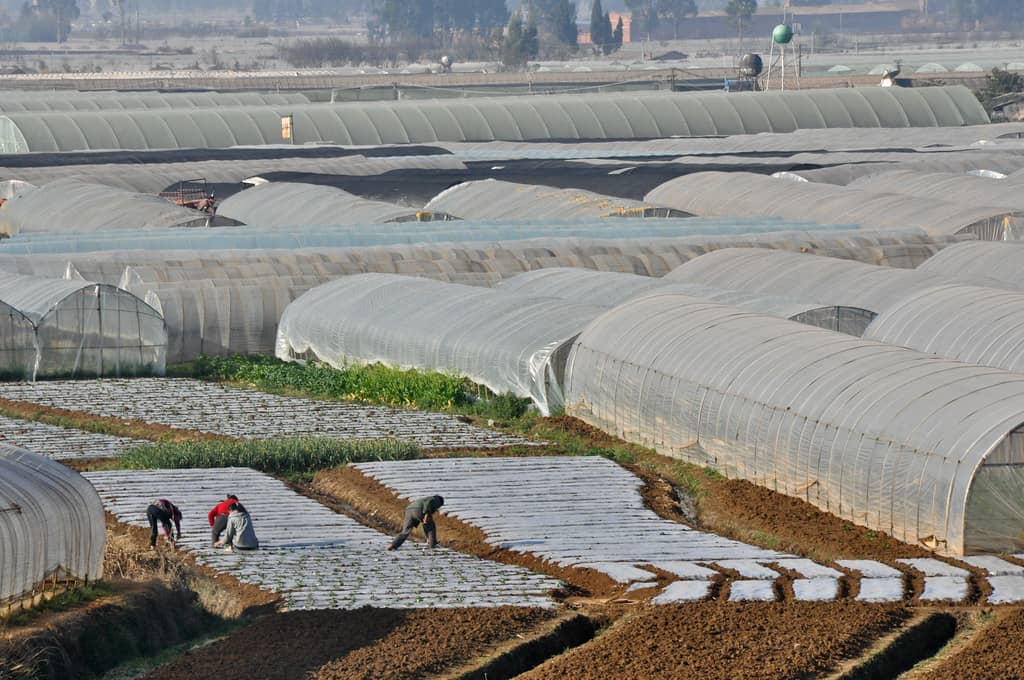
top-left (120, 437), bottom-right (419, 474)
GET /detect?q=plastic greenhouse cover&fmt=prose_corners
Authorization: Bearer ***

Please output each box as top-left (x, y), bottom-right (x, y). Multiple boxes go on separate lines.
top-left (563, 292), bottom-right (1024, 555)
top-left (0, 229), bottom-right (965, 289)
top-left (277, 273), bottom-right (606, 415)
top-left (666, 248), bottom-right (1012, 314)
top-left (0, 217), bottom-right (862, 256)
top-left (792, 152), bottom-right (1024, 185)
top-left (216, 182), bottom-right (443, 226)
top-left (0, 92), bottom-right (309, 112)
top-left (498, 268), bottom-right (876, 336)
top-left (423, 179), bottom-right (689, 220)
top-left (0, 155), bottom-right (467, 194)
top-left (850, 170), bottom-right (1024, 210)
top-left (864, 283), bottom-right (1024, 374)
top-left (645, 171), bottom-right (1024, 239)
top-left (0, 271), bottom-right (166, 379)
top-left (0, 179), bottom-right (213, 235)
top-left (0, 443), bottom-right (105, 603)
top-left (918, 241), bottom-right (1024, 290)
top-left (0, 86), bottom-right (989, 152)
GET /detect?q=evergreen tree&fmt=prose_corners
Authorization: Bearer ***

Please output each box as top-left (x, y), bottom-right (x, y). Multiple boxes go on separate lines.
top-left (503, 11), bottom-right (538, 66)
top-left (725, 0), bottom-right (756, 46)
top-left (612, 15), bottom-right (623, 49)
top-left (552, 0), bottom-right (579, 46)
top-left (522, 12), bottom-right (540, 59)
top-left (589, 0), bottom-right (611, 52)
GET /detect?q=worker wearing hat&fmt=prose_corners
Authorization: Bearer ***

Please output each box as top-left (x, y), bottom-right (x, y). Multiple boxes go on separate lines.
top-left (387, 494), bottom-right (445, 551)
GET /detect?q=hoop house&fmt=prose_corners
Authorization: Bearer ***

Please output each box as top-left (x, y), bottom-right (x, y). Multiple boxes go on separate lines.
top-left (0, 444), bottom-right (105, 607)
top-left (565, 293), bottom-right (1024, 555)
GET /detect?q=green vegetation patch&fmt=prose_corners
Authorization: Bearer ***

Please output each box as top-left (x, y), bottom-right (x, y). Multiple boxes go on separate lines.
top-left (186, 355), bottom-right (532, 421)
top-left (120, 437), bottom-right (419, 475)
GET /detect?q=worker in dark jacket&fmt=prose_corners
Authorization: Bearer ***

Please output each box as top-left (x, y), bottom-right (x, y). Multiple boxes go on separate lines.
top-left (147, 498), bottom-right (182, 548)
top-left (387, 495), bottom-right (444, 550)
top-left (208, 494), bottom-right (239, 546)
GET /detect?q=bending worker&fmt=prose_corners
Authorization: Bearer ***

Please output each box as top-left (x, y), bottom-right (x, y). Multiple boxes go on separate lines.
top-left (388, 495), bottom-right (444, 551)
top-left (214, 502), bottom-right (259, 552)
top-left (208, 494), bottom-right (239, 547)
top-left (147, 498), bottom-right (182, 549)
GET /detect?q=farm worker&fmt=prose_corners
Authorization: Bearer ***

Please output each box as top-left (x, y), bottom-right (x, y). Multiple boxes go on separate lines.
top-left (147, 498), bottom-right (182, 549)
top-left (214, 503), bottom-right (259, 552)
top-left (208, 494), bottom-right (239, 547)
top-left (387, 495), bottom-right (444, 551)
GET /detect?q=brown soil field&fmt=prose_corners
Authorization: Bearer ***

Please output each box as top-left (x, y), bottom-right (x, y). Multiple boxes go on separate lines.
top-left (914, 608), bottom-right (1024, 680)
top-left (309, 467), bottom-right (619, 598)
top-left (142, 607), bottom-right (558, 680)
top-left (521, 602), bottom-right (909, 680)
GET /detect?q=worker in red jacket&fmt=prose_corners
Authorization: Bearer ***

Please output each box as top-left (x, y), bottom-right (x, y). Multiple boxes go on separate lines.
top-left (208, 494), bottom-right (239, 547)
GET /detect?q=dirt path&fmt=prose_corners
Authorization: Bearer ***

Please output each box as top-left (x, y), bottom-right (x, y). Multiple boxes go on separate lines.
top-left (910, 608), bottom-right (1024, 679)
top-left (519, 602), bottom-right (909, 680)
top-left (141, 608), bottom-right (558, 680)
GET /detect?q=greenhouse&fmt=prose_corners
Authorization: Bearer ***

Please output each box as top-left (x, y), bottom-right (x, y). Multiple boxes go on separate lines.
top-left (137, 276), bottom-right (324, 363)
top-left (277, 274), bottom-right (607, 415)
top-left (563, 293), bottom-right (1024, 555)
top-left (423, 179), bottom-right (689, 220)
top-left (0, 444), bottom-right (105, 609)
top-left (863, 284), bottom-right (1024, 374)
top-left (0, 179), bottom-right (228, 235)
top-left (849, 170), bottom-right (1024, 210)
top-left (0, 272), bottom-right (166, 379)
top-left (645, 172), bottom-right (1024, 240)
top-left (0, 216), bottom-right (855, 256)
top-left (0, 92), bottom-right (309, 113)
top-left (216, 182), bottom-right (455, 227)
top-left (666, 248), bottom-right (1007, 314)
top-left (0, 155), bottom-right (468, 195)
top-left (0, 86), bottom-right (989, 153)
top-left (918, 241), bottom-right (1024, 290)
top-left (791, 153), bottom-right (1024, 185)
top-left (498, 268), bottom-right (876, 335)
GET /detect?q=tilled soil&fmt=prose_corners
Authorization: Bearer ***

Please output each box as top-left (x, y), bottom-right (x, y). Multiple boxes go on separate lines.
top-left (914, 608), bottom-right (1024, 680)
top-left (310, 466), bottom-right (618, 598)
top-left (141, 607), bottom-right (557, 680)
top-left (520, 602), bottom-right (909, 680)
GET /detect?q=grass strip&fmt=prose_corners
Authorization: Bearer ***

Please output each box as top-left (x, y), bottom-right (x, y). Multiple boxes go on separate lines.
top-left (182, 354), bottom-right (532, 421)
top-left (119, 437), bottom-right (420, 475)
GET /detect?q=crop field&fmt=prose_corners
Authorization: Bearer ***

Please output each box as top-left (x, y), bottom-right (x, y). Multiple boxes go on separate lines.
top-left (0, 413), bottom-right (143, 459)
top-left (84, 467), bottom-right (561, 610)
top-left (0, 379), bottom-right (533, 449)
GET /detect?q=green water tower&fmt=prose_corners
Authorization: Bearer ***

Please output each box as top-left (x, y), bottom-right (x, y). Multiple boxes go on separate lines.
top-left (772, 23), bottom-right (794, 44)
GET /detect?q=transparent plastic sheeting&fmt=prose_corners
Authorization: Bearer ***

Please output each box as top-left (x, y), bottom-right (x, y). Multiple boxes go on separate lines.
top-left (0, 230), bottom-right (965, 290)
top-left (864, 283), bottom-right (1024, 375)
top-left (918, 241), bottom-right (1024, 290)
top-left (436, 122), bottom-right (1024, 160)
top-left (0, 179), bottom-right (217, 236)
top-left (645, 171), bottom-right (1024, 240)
top-left (849, 170), bottom-right (1024, 211)
top-left (0, 444), bottom-right (105, 604)
top-left (791, 153), bottom-right (1024, 186)
top-left (134, 277), bottom-right (322, 364)
top-left (0, 91), bottom-right (309, 112)
top-left (563, 293), bottom-right (1024, 556)
top-left (277, 274), bottom-right (605, 415)
top-left (498, 268), bottom-right (876, 336)
top-left (0, 271), bottom-right (166, 379)
top-left (423, 179), bottom-right (690, 220)
top-left (0, 155), bottom-right (468, 195)
top-left (0, 86), bottom-right (989, 153)
top-left (215, 182), bottom-right (452, 227)
top-left (666, 248), bottom-right (1010, 315)
top-left (0, 217), bottom-right (858, 256)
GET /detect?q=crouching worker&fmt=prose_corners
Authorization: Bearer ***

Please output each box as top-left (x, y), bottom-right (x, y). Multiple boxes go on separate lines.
top-left (147, 498), bottom-right (182, 549)
top-left (387, 495), bottom-right (444, 551)
top-left (214, 503), bottom-right (258, 552)
top-left (208, 494), bottom-right (239, 547)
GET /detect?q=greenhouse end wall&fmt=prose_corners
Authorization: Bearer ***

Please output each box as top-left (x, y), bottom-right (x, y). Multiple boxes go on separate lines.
top-left (564, 292), bottom-right (1024, 555)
